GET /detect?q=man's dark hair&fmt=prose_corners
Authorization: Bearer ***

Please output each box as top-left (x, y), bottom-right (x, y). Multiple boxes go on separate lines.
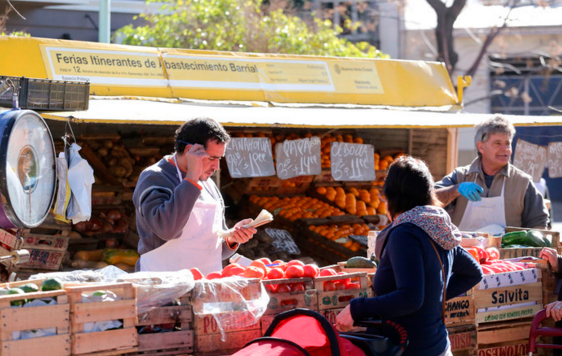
top-left (174, 117), bottom-right (230, 153)
top-left (383, 155), bottom-right (437, 218)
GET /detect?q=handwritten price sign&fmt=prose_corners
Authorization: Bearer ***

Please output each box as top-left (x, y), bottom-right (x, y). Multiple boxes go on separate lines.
top-left (513, 139), bottom-right (546, 182)
top-left (548, 142), bottom-right (562, 178)
top-left (330, 142), bottom-right (375, 181)
top-left (225, 137), bottom-right (275, 178)
top-left (275, 137), bottom-right (322, 180)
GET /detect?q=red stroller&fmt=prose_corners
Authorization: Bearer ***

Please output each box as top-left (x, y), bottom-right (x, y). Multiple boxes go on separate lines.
top-left (528, 309), bottom-right (562, 355)
top-left (231, 308), bottom-right (408, 356)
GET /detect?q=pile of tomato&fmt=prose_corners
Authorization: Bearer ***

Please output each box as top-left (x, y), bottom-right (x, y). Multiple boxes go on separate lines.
top-left (464, 246), bottom-right (527, 275)
top-left (188, 258), bottom-right (361, 293)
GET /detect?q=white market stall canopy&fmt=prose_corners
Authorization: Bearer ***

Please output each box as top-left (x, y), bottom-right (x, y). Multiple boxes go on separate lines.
top-left (39, 97), bottom-right (562, 129)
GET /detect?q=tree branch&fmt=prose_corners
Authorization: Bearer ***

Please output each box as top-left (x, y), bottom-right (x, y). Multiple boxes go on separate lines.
top-left (450, 0), bottom-right (467, 20)
top-left (464, 0), bottom-right (517, 78)
top-left (426, 0), bottom-right (446, 12)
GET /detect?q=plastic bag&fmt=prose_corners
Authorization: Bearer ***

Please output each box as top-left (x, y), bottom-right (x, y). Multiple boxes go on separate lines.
top-left (53, 152), bottom-right (71, 223)
top-left (29, 267), bottom-right (196, 315)
top-left (191, 277), bottom-right (270, 341)
top-left (66, 143), bottom-right (95, 224)
top-left (116, 270), bottom-right (195, 315)
top-left (29, 265), bottom-right (128, 283)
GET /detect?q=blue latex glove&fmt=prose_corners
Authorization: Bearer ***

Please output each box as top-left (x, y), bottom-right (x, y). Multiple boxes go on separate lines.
top-left (458, 182), bottom-right (484, 202)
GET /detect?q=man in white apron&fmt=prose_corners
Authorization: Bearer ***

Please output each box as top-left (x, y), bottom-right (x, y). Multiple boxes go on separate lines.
top-left (435, 115), bottom-right (548, 231)
top-left (133, 118), bottom-right (257, 275)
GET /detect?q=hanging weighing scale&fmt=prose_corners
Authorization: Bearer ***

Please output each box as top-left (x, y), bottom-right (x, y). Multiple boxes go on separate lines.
top-left (0, 109), bottom-right (57, 229)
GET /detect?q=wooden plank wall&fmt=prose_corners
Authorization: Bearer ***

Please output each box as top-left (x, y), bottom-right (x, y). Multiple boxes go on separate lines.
top-left (411, 128), bottom-right (452, 181)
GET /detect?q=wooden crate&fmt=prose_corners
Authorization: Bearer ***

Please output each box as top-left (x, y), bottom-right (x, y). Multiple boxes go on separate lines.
top-left (17, 249), bottom-right (67, 270)
top-left (321, 307), bottom-right (346, 325)
top-left (0, 279), bottom-right (71, 356)
top-left (501, 227), bottom-right (561, 259)
top-left (66, 282), bottom-right (138, 355)
top-left (477, 320), bottom-right (532, 347)
top-left (448, 324), bottom-right (477, 353)
top-left (315, 272), bottom-right (370, 311)
top-left (537, 263), bottom-right (558, 306)
top-left (195, 329), bottom-right (261, 354)
top-left (262, 277), bottom-right (318, 315)
top-left (129, 295), bottom-right (193, 356)
top-left (474, 269), bottom-right (543, 324)
top-left (475, 340), bottom-right (529, 356)
top-left (445, 294), bottom-right (475, 327)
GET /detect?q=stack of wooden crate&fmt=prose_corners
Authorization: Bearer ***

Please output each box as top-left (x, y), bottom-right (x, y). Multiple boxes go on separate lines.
top-left (128, 293), bottom-right (194, 356)
top-left (473, 268), bottom-right (543, 355)
top-left (191, 278), bottom-right (264, 355)
top-left (445, 290), bottom-right (477, 356)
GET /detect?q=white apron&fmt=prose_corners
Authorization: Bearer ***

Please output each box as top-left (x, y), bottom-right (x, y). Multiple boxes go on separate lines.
top-left (140, 155), bottom-right (224, 275)
top-left (458, 176), bottom-right (506, 231)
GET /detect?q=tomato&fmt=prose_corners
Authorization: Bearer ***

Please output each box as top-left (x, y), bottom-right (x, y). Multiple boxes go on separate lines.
top-left (222, 263), bottom-right (244, 277)
top-left (334, 281), bottom-right (346, 290)
top-left (302, 264), bottom-right (320, 278)
top-left (480, 266), bottom-right (495, 275)
top-left (465, 247), bottom-right (479, 262)
top-left (323, 281), bottom-right (337, 291)
top-left (259, 257), bottom-right (273, 266)
top-left (320, 268), bottom-right (337, 277)
top-left (206, 271), bottom-right (222, 280)
top-left (250, 260), bottom-right (268, 276)
top-left (285, 265), bottom-right (305, 279)
top-left (190, 267), bottom-right (204, 281)
top-left (291, 283), bottom-right (305, 292)
top-left (485, 247), bottom-right (500, 261)
top-left (276, 284), bottom-right (292, 293)
top-left (345, 282), bottom-right (361, 290)
top-left (264, 284), bottom-right (277, 293)
top-left (267, 267), bottom-right (285, 280)
top-left (287, 260), bottom-right (305, 267)
top-left (243, 266), bottom-right (265, 279)
top-left (273, 260), bottom-right (288, 271)
top-left (229, 266), bottom-right (246, 276)
top-left (474, 246), bottom-right (489, 264)
top-left (336, 272), bottom-right (351, 285)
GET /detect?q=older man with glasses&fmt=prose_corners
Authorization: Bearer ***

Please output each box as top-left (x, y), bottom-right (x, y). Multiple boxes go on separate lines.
top-left (133, 117), bottom-right (256, 273)
top-left (435, 115), bottom-right (548, 232)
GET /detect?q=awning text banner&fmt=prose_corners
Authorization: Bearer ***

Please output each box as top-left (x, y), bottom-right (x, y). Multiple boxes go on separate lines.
top-left (0, 36), bottom-right (458, 107)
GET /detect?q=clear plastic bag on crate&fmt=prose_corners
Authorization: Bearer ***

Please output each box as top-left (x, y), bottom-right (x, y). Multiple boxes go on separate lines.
top-left (116, 269), bottom-right (195, 314)
top-left (29, 265), bottom-right (128, 283)
top-left (191, 276), bottom-right (269, 341)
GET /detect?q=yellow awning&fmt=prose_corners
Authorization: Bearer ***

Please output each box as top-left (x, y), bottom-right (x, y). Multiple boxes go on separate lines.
top-left (36, 97), bottom-right (562, 129)
top-left (0, 36), bottom-right (458, 108)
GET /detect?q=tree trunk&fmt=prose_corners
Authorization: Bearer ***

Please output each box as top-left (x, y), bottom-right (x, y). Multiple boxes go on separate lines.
top-left (427, 0), bottom-right (466, 74)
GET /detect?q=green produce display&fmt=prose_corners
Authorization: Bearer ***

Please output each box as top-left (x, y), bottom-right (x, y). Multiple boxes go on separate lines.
top-left (346, 256), bottom-right (377, 268)
top-left (40, 278), bottom-right (63, 291)
top-left (19, 283), bottom-right (39, 293)
top-left (501, 230), bottom-right (549, 247)
top-left (7, 288), bottom-right (26, 306)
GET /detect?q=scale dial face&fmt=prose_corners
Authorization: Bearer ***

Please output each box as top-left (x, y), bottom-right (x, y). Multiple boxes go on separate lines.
top-left (3, 111), bottom-right (56, 228)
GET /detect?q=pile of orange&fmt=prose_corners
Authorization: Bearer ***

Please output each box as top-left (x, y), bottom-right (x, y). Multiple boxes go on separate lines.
top-left (320, 134), bottom-right (363, 169)
top-left (375, 152), bottom-right (406, 171)
top-left (249, 195), bottom-right (345, 221)
top-left (308, 223), bottom-right (369, 251)
top-left (316, 186), bottom-right (387, 216)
